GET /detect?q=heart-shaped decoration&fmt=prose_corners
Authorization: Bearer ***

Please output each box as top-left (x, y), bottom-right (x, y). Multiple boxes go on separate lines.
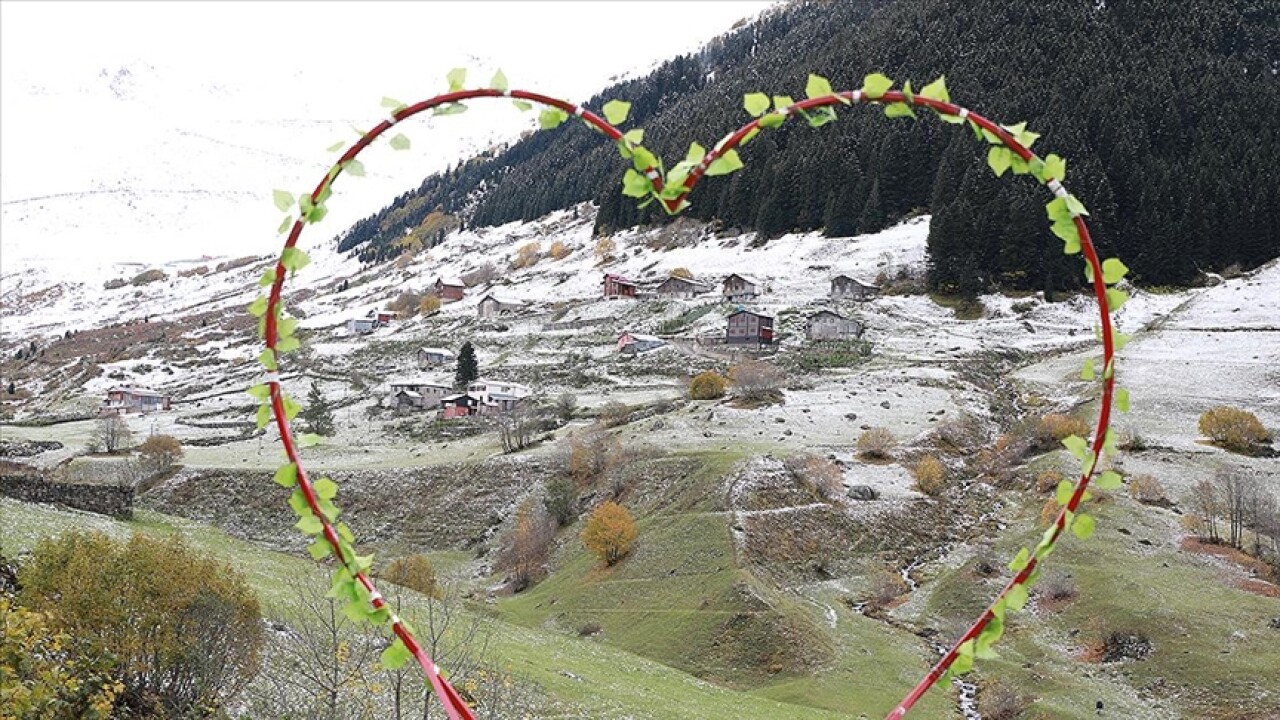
top-left (250, 70), bottom-right (1125, 720)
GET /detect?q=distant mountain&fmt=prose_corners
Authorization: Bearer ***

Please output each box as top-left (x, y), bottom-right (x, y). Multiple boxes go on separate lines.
top-left (336, 0), bottom-right (1280, 291)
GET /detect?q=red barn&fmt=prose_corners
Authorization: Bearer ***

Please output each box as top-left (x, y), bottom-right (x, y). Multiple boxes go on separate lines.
top-left (726, 309), bottom-right (774, 346)
top-left (602, 273), bottom-right (637, 299)
top-left (435, 276), bottom-right (466, 302)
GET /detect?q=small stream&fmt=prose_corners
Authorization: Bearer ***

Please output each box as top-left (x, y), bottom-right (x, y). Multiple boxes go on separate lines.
top-left (898, 550), bottom-right (981, 720)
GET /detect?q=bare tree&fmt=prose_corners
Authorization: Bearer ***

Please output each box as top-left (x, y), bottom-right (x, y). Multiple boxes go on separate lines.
top-left (727, 360), bottom-right (786, 401)
top-left (495, 499), bottom-right (556, 591)
top-left (1187, 478), bottom-right (1222, 543)
top-left (497, 402), bottom-right (539, 453)
top-left (91, 414), bottom-right (135, 454)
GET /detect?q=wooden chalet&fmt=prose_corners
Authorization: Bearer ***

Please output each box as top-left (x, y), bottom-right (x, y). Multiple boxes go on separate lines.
top-left (434, 276), bottom-right (466, 302)
top-left (602, 273), bottom-right (638, 300)
top-left (441, 393), bottom-right (482, 419)
top-left (806, 310), bottom-right (864, 341)
top-left (417, 347), bottom-right (456, 368)
top-left (726, 309), bottom-right (774, 346)
top-left (656, 275), bottom-right (710, 299)
top-left (102, 386), bottom-right (170, 415)
top-left (617, 332), bottom-right (666, 355)
top-left (830, 275), bottom-right (880, 300)
top-left (722, 274), bottom-right (760, 302)
top-left (466, 379), bottom-right (532, 413)
top-left (388, 379), bottom-right (452, 411)
top-left (477, 294), bottom-right (525, 318)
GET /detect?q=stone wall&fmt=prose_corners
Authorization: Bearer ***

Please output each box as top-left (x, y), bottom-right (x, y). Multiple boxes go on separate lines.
top-left (0, 474), bottom-right (133, 519)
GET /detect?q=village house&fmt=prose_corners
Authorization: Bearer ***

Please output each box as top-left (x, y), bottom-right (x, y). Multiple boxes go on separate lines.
top-left (346, 310), bottom-right (393, 335)
top-left (440, 393), bottom-right (482, 419)
top-left (602, 273), bottom-right (638, 300)
top-left (467, 379), bottom-right (532, 413)
top-left (806, 310), bottom-right (864, 341)
top-left (617, 332), bottom-right (666, 355)
top-left (387, 379), bottom-right (452, 411)
top-left (102, 386), bottom-right (170, 415)
top-left (477, 294), bottom-right (526, 318)
top-left (726, 309), bottom-right (775, 346)
top-left (722, 273), bottom-right (761, 302)
top-left (417, 347), bottom-right (456, 369)
top-left (434, 276), bottom-right (466, 302)
top-left (655, 275), bottom-right (710, 300)
top-left (830, 274), bottom-right (880, 300)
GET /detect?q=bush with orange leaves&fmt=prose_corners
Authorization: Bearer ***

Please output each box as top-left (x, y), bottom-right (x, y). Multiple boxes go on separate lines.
top-left (913, 454), bottom-right (948, 496)
top-left (1034, 414), bottom-right (1091, 450)
top-left (1198, 406), bottom-right (1272, 453)
top-left (581, 501), bottom-right (637, 566)
top-left (549, 240), bottom-right (572, 259)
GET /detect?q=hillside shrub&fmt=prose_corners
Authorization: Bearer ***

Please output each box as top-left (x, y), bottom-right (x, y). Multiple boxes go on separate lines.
top-left (461, 263), bottom-right (496, 287)
top-left (103, 277), bottom-right (127, 290)
top-left (1198, 406), bottom-right (1272, 452)
top-left (549, 240), bottom-right (571, 259)
top-left (913, 455), bottom-right (947, 496)
top-left (866, 569), bottom-right (908, 612)
top-left (594, 236), bottom-right (616, 264)
top-left (1036, 469), bottom-right (1064, 494)
top-left (1039, 497), bottom-right (1061, 528)
top-left (728, 360), bottom-right (785, 402)
top-left (599, 400), bottom-right (630, 428)
top-left (89, 415), bottom-right (134, 454)
top-left (1128, 474), bottom-right (1169, 506)
top-left (130, 269), bottom-right (167, 286)
top-left (496, 499), bottom-right (555, 591)
top-left (138, 433), bottom-right (183, 473)
top-left (688, 371), bottom-right (727, 400)
top-left (512, 242), bottom-right (541, 269)
top-left (976, 679), bottom-right (1032, 720)
top-left (856, 427), bottom-right (896, 460)
top-left (543, 475), bottom-right (579, 526)
top-left (0, 597), bottom-right (122, 718)
top-left (419, 294), bottom-right (442, 315)
top-left (670, 267), bottom-right (692, 279)
top-left (785, 453), bottom-right (844, 501)
top-left (581, 501), bottom-right (637, 566)
top-left (19, 531), bottom-right (262, 716)
top-left (381, 554), bottom-right (440, 599)
top-left (388, 289), bottom-right (424, 318)
top-left (1034, 414), bottom-right (1091, 450)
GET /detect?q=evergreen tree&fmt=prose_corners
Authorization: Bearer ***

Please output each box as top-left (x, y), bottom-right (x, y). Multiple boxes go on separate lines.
top-left (455, 342), bottom-right (479, 389)
top-left (300, 382), bottom-right (335, 436)
top-left (6, 381), bottom-right (15, 395)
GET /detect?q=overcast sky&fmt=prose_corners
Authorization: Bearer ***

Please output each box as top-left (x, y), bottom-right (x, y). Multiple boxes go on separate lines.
top-left (0, 1), bottom-right (775, 267)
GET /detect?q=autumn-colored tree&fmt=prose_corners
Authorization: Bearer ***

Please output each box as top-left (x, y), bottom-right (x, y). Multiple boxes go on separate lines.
top-left (728, 360), bottom-right (785, 401)
top-left (419, 294), bottom-right (443, 315)
top-left (1198, 406), bottom-right (1272, 452)
top-left (497, 499), bottom-right (556, 591)
top-left (512, 241), bottom-right (541, 269)
top-left (19, 531), bottom-right (263, 717)
top-left (670, 267), bottom-right (693, 279)
top-left (581, 501), bottom-right (637, 566)
top-left (0, 597), bottom-right (122, 719)
top-left (137, 433), bottom-right (183, 473)
top-left (549, 239), bottom-right (572, 259)
top-left (688, 371), bottom-right (727, 400)
top-left (784, 453), bottom-right (844, 501)
top-left (90, 415), bottom-right (133, 454)
top-left (594, 236), bottom-right (617, 264)
top-left (381, 554), bottom-right (440, 599)
top-left (913, 454), bottom-right (948, 495)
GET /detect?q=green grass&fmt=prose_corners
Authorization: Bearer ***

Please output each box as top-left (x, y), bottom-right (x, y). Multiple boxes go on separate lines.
top-left (905, 494), bottom-right (1280, 718)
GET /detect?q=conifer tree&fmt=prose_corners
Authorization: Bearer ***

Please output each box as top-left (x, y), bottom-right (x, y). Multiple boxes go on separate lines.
top-left (455, 341), bottom-right (479, 389)
top-left (300, 382), bottom-right (335, 436)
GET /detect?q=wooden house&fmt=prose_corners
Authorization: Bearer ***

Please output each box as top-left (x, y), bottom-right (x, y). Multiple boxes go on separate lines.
top-left (602, 273), bottom-right (638, 299)
top-left (722, 274), bottom-right (760, 302)
top-left (656, 275), bottom-right (710, 299)
top-left (103, 386), bottom-right (170, 415)
top-left (441, 393), bottom-right (482, 419)
top-left (806, 310), bottom-right (864, 341)
top-left (830, 275), bottom-right (880, 300)
top-left (726, 310), bottom-right (774, 346)
top-left (417, 347), bottom-right (456, 369)
top-left (434, 277), bottom-right (466, 302)
top-left (477, 294), bottom-right (525, 318)
top-left (617, 332), bottom-right (666, 355)
top-left (388, 379), bottom-right (452, 410)
top-left (346, 317), bottom-right (376, 334)
top-left (467, 379), bottom-right (532, 413)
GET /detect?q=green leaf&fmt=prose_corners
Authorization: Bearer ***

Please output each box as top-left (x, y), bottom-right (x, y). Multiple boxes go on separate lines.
top-left (247, 384), bottom-right (271, 401)
top-left (247, 296), bottom-right (268, 318)
top-left (630, 145), bottom-right (658, 171)
top-left (256, 404), bottom-right (272, 430)
top-left (307, 539), bottom-right (332, 560)
top-left (1056, 479), bottom-right (1076, 506)
top-left (758, 113), bottom-right (785, 128)
top-left (621, 168), bottom-right (651, 198)
top-left (861, 73), bottom-right (893, 99)
top-left (276, 216), bottom-right (293, 235)
top-left (1096, 470), bottom-right (1123, 490)
top-left (901, 80), bottom-right (915, 104)
top-left (935, 669), bottom-right (953, 689)
top-left (342, 599), bottom-right (369, 623)
top-left (1101, 258), bottom-right (1129, 285)
top-left (277, 335), bottom-right (301, 353)
top-left (272, 189), bottom-right (295, 212)
top-left (344, 159), bottom-right (366, 177)
top-left (771, 95), bottom-right (795, 113)
top-left (317, 497), bottom-right (341, 522)
top-left (273, 463), bottom-right (298, 488)
top-left (280, 247), bottom-right (310, 273)
top-left (381, 96), bottom-right (406, 110)
top-left (314, 477), bottom-right (338, 500)
top-left (1046, 197), bottom-right (1071, 223)
top-left (743, 92), bottom-right (770, 117)
top-left (281, 394), bottom-right (301, 421)
top-left (975, 616), bottom-right (1003, 659)
top-left (919, 75), bottom-right (950, 103)
top-left (326, 141), bottom-right (345, 153)
top-left (740, 127), bottom-right (761, 146)
top-left (489, 68), bottom-right (508, 92)
top-left (1005, 583), bottom-right (1029, 612)
top-left (295, 514), bottom-right (324, 535)
top-left (380, 639), bottom-right (413, 670)
top-left (705, 149), bottom-right (744, 177)
top-left (1066, 194), bottom-right (1090, 217)
top-left (336, 522), bottom-right (355, 543)
top-left (433, 102), bottom-right (468, 117)
top-left (446, 67), bottom-right (466, 91)
top-left (987, 147), bottom-right (1012, 177)
top-left (952, 646), bottom-right (974, 675)
top-left (1043, 154), bottom-right (1067, 181)
top-left (1106, 288), bottom-right (1129, 311)
top-left (512, 99), bottom-right (532, 112)
top-left (257, 348), bottom-right (278, 371)
top-left (883, 103), bottom-right (915, 119)
top-left (538, 108), bottom-right (568, 130)
top-left (1062, 434), bottom-right (1089, 460)
top-left (602, 99), bottom-right (631, 125)
top-left (259, 267), bottom-right (279, 287)
top-left (1081, 357), bottom-right (1096, 381)
top-left (1114, 332), bottom-right (1132, 351)
top-left (623, 128), bottom-right (645, 145)
top-left (1116, 388), bottom-right (1131, 412)
top-left (805, 73), bottom-right (834, 99)
top-left (685, 142), bottom-right (706, 165)
top-left (1072, 513), bottom-right (1096, 540)
top-left (289, 488), bottom-right (311, 517)
top-left (298, 433), bottom-right (322, 448)
top-left (1008, 547), bottom-right (1030, 572)
top-left (278, 316), bottom-right (298, 340)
